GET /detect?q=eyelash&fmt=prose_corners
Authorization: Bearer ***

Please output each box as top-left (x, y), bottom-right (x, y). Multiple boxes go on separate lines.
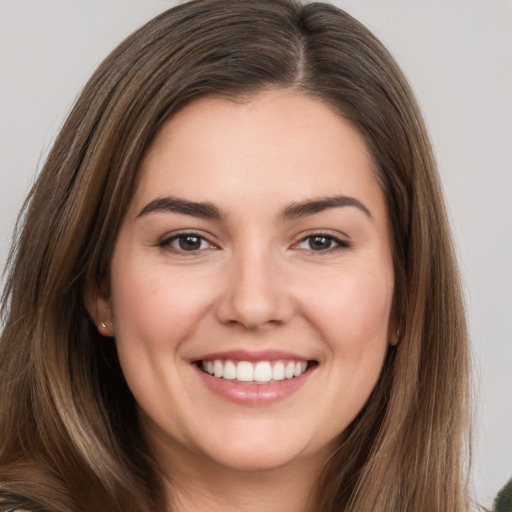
top-left (293, 233), bottom-right (350, 253)
top-left (158, 232), bottom-right (350, 255)
top-left (158, 232), bottom-right (217, 254)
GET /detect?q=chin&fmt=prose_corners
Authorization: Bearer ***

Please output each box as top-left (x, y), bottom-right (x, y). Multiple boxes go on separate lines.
top-left (204, 444), bottom-right (306, 473)
top-left (196, 426), bottom-right (330, 474)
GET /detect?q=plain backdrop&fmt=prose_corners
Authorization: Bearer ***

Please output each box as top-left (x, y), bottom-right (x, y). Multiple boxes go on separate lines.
top-left (0, 0), bottom-right (511, 508)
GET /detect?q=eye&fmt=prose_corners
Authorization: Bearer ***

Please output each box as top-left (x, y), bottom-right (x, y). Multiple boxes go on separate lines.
top-left (294, 234), bottom-right (349, 252)
top-left (159, 233), bottom-right (216, 253)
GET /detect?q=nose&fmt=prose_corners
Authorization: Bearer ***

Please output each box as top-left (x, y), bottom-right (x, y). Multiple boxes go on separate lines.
top-left (214, 247), bottom-right (294, 330)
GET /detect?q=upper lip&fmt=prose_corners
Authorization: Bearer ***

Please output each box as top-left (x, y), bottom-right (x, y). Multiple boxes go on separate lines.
top-left (192, 349), bottom-right (313, 363)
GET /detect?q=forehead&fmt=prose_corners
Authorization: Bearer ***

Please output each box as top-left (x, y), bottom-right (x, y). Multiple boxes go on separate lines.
top-left (131, 90), bottom-right (384, 220)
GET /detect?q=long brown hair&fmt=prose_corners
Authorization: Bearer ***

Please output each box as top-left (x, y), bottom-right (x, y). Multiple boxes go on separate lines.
top-left (0, 1), bottom-right (471, 510)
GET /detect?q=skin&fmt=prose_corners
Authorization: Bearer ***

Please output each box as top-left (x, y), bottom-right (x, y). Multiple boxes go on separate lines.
top-left (88, 89), bottom-right (396, 512)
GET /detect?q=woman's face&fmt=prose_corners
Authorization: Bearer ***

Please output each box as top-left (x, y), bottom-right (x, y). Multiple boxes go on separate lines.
top-left (91, 90), bottom-right (395, 473)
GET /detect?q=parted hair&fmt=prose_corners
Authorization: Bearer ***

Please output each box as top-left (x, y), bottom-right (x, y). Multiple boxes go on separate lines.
top-left (0, 1), bottom-right (471, 511)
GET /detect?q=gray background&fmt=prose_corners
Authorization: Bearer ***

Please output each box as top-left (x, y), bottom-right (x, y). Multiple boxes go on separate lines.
top-left (1, 0), bottom-right (511, 507)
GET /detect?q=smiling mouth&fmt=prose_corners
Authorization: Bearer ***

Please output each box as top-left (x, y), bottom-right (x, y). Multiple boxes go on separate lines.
top-left (197, 359), bottom-right (317, 384)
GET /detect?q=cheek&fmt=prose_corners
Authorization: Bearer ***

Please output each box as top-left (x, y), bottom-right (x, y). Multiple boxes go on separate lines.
top-left (304, 267), bottom-right (394, 348)
top-left (110, 254), bottom-right (219, 349)
top-left (313, 268), bottom-right (393, 420)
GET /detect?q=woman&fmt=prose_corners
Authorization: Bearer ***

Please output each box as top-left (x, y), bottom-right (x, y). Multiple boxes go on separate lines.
top-left (0, 0), bottom-right (472, 511)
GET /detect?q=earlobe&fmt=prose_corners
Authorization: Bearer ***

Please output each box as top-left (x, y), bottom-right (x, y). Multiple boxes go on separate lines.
top-left (387, 309), bottom-right (401, 346)
top-left (99, 319), bottom-right (114, 337)
top-left (389, 328), bottom-right (400, 346)
top-left (84, 279), bottom-right (114, 337)
top-left (388, 290), bottom-right (402, 346)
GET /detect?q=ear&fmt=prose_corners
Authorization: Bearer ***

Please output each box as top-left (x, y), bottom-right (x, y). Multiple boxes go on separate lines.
top-left (84, 278), bottom-right (114, 337)
top-left (389, 325), bottom-right (400, 346)
top-left (388, 292), bottom-right (401, 346)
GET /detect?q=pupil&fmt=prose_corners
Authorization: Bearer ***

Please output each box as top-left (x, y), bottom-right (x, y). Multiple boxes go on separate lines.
top-left (179, 236), bottom-right (201, 250)
top-left (310, 236), bottom-right (331, 250)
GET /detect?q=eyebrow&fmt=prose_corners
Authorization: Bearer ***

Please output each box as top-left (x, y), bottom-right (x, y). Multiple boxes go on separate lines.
top-left (137, 196), bottom-right (225, 220)
top-left (137, 194), bottom-right (371, 222)
top-left (281, 196), bottom-right (372, 221)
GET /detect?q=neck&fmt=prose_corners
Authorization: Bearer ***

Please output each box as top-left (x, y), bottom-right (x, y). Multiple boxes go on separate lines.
top-left (163, 452), bottom-right (321, 512)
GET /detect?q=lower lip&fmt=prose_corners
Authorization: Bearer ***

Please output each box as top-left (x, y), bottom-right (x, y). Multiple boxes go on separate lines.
top-left (194, 364), bottom-right (314, 406)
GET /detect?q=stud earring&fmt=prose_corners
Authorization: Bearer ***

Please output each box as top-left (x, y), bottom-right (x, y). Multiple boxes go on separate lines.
top-left (100, 320), bottom-right (114, 336)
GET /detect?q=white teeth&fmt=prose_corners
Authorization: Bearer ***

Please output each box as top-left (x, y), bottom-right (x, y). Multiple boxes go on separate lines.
top-left (213, 360), bottom-right (223, 378)
top-left (200, 358), bottom-right (310, 383)
top-left (272, 361), bottom-right (285, 381)
top-left (254, 361), bottom-right (272, 382)
top-left (237, 361), bottom-right (254, 382)
top-left (223, 360), bottom-right (237, 380)
top-left (285, 361), bottom-right (295, 379)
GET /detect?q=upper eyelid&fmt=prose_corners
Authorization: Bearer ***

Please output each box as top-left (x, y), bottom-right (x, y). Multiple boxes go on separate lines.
top-left (294, 229), bottom-right (350, 243)
top-left (297, 232), bottom-right (347, 241)
top-left (159, 229), bottom-right (215, 243)
top-left (293, 234), bottom-right (349, 248)
top-left (157, 231), bottom-right (217, 250)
